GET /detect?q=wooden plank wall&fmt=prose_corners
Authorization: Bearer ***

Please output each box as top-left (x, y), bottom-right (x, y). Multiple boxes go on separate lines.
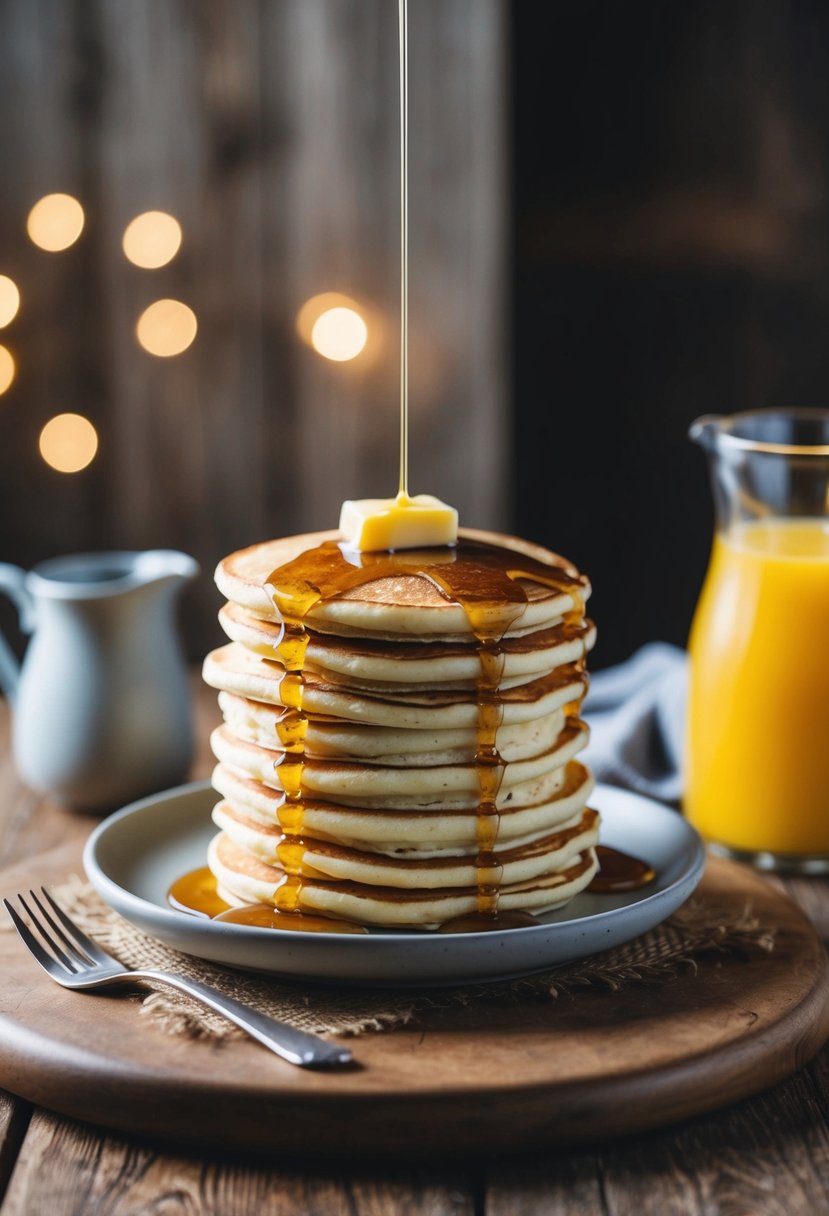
top-left (0, 0), bottom-right (507, 657)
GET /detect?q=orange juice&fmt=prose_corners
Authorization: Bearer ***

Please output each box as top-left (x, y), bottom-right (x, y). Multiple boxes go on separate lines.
top-left (686, 518), bottom-right (829, 855)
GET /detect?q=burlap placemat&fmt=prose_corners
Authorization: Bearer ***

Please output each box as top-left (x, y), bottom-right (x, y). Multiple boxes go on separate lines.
top-left (25, 876), bottom-right (775, 1041)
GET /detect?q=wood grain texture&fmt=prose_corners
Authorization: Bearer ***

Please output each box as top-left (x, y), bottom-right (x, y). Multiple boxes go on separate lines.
top-left (779, 875), bottom-right (829, 944)
top-left (0, 0), bottom-right (95, 564)
top-left (0, 1090), bottom-right (31, 1210)
top-left (0, 834), bottom-right (826, 1161)
top-left (0, 0), bottom-right (508, 661)
top-left (3, 690), bottom-right (829, 1207)
top-left (489, 1063), bottom-right (829, 1216)
top-left (0, 1110), bottom-right (475, 1216)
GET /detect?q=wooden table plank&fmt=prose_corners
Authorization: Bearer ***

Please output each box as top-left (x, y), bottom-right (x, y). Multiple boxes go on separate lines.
top-left (487, 1054), bottom-right (829, 1216)
top-left (0, 1110), bottom-right (476, 1216)
top-left (0, 1093), bottom-right (31, 1212)
top-left (596, 1073), bottom-right (829, 1216)
top-left (484, 875), bottom-right (829, 1215)
top-left (487, 1157), bottom-right (607, 1216)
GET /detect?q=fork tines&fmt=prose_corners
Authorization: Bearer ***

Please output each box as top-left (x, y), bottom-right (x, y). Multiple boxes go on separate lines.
top-left (4, 888), bottom-right (99, 975)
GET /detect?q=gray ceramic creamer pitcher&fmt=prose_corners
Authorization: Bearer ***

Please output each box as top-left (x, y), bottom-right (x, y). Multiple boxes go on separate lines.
top-left (0, 550), bottom-right (198, 810)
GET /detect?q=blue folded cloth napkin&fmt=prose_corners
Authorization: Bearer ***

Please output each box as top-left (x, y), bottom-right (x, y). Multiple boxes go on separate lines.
top-left (583, 643), bottom-right (687, 804)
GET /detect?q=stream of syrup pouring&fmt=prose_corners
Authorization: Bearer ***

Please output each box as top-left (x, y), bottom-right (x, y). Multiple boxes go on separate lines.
top-left (168, 0), bottom-right (655, 934)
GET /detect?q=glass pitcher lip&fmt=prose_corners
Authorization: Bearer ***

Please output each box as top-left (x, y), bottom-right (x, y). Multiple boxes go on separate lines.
top-left (690, 409), bottom-right (829, 456)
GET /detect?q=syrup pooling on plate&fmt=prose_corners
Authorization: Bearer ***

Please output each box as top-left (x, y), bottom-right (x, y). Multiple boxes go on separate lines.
top-left (167, 864), bottom-right (368, 932)
top-left (263, 537), bottom-right (590, 929)
top-left (168, 865), bottom-right (231, 919)
top-left (214, 905), bottom-right (368, 934)
top-left (167, 829), bottom-right (655, 928)
top-left (588, 845), bottom-right (656, 893)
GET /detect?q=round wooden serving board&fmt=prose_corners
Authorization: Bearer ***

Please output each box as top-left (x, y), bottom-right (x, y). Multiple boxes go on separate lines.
top-left (0, 840), bottom-right (826, 1159)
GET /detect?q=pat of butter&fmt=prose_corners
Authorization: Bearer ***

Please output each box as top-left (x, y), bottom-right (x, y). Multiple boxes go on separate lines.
top-left (339, 493), bottom-right (458, 552)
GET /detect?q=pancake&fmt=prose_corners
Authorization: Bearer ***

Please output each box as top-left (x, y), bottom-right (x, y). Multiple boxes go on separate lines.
top-left (215, 528), bottom-right (591, 642)
top-left (217, 689), bottom-right (567, 764)
top-left (210, 759), bottom-right (595, 852)
top-left (203, 642), bottom-right (588, 731)
top-left (219, 601), bottom-right (596, 690)
top-left (208, 833), bottom-right (600, 929)
top-left (209, 720), bottom-right (586, 808)
top-left (197, 526), bottom-right (599, 931)
top-left (212, 801), bottom-right (600, 889)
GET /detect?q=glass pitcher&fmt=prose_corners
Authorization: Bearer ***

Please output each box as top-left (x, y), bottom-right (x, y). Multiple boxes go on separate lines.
top-left (686, 409), bottom-right (829, 871)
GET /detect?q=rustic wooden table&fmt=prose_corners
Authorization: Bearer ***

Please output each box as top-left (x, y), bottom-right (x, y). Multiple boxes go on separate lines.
top-left (1, 682), bottom-right (828, 1215)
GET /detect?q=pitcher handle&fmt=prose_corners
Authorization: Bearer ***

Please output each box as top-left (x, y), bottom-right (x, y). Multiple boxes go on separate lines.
top-left (0, 565), bottom-right (34, 704)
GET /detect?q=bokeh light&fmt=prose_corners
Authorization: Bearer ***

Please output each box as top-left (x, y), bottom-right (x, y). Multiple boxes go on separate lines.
top-left (122, 211), bottom-right (182, 269)
top-left (0, 277), bottom-right (20, 328)
top-left (0, 346), bottom-right (15, 395)
top-left (27, 194), bottom-right (85, 252)
top-left (297, 292), bottom-right (356, 343)
top-left (310, 307), bottom-right (368, 362)
top-left (136, 299), bottom-right (197, 357)
top-left (39, 413), bottom-right (98, 473)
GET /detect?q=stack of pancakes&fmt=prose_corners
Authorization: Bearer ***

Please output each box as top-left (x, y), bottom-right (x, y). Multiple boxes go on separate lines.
top-left (201, 528), bottom-right (599, 929)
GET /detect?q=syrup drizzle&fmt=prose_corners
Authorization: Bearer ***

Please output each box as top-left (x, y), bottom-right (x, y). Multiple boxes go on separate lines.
top-left (587, 845), bottom-right (656, 894)
top-left (262, 536), bottom-right (588, 925)
top-left (215, 904), bottom-right (367, 934)
top-left (398, 0), bottom-right (409, 497)
top-left (168, 865), bottom-right (368, 933)
top-left (202, 0), bottom-right (588, 930)
top-left (167, 840), bottom-right (655, 930)
top-left (167, 0), bottom-right (642, 934)
top-left (168, 866), bottom-right (230, 920)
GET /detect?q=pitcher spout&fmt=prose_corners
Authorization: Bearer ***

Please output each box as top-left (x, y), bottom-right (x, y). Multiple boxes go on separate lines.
top-left (132, 550), bottom-right (200, 589)
top-left (690, 408), bottom-right (829, 535)
top-left (688, 415), bottom-right (725, 452)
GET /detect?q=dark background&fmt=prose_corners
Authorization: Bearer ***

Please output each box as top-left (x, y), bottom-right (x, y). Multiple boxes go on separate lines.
top-left (3, 0), bottom-right (829, 665)
top-left (514, 0), bottom-right (829, 663)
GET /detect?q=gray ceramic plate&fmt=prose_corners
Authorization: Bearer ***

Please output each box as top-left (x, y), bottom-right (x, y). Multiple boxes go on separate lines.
top-left (83, 781), bottom-right (705, 987)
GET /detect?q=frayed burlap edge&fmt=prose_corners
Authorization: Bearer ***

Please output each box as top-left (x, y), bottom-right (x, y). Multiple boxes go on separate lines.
top-left (6, 876), bottom-right (775, 1041)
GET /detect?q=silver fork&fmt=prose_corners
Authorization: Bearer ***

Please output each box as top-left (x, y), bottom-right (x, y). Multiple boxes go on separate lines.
top-left (4, 888), bottom-right (353, 1069)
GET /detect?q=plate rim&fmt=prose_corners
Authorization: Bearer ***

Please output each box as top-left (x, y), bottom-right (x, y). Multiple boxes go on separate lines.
top-left (83, 779), bottom-right (705, 954)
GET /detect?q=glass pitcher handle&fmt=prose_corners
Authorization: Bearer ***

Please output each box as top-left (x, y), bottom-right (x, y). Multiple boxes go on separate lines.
top-left (0, 565), bottom-right (34, 703)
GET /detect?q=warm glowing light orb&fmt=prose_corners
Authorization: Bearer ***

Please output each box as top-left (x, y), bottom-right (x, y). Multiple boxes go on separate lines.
top-left (0, 277), bottom-right (20, 328)
top-left (136, 299), bottom-right (197, 357)
top-left (0, 346), bottom-right (15, 395)
top-left (122, 211), bottom-right (182, 269)
top-left (39, 413), bottom-right (98, 473)
top-left (296, 292), bottom-right (358, 344)
top-left (311, 307), bottom-right (368, 362)
top-left (27, 194), bottom-right (85, 252)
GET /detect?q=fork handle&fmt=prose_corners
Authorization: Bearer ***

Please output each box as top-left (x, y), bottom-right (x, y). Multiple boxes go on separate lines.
top-left (131, 969), bottom-right (353, 1068)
